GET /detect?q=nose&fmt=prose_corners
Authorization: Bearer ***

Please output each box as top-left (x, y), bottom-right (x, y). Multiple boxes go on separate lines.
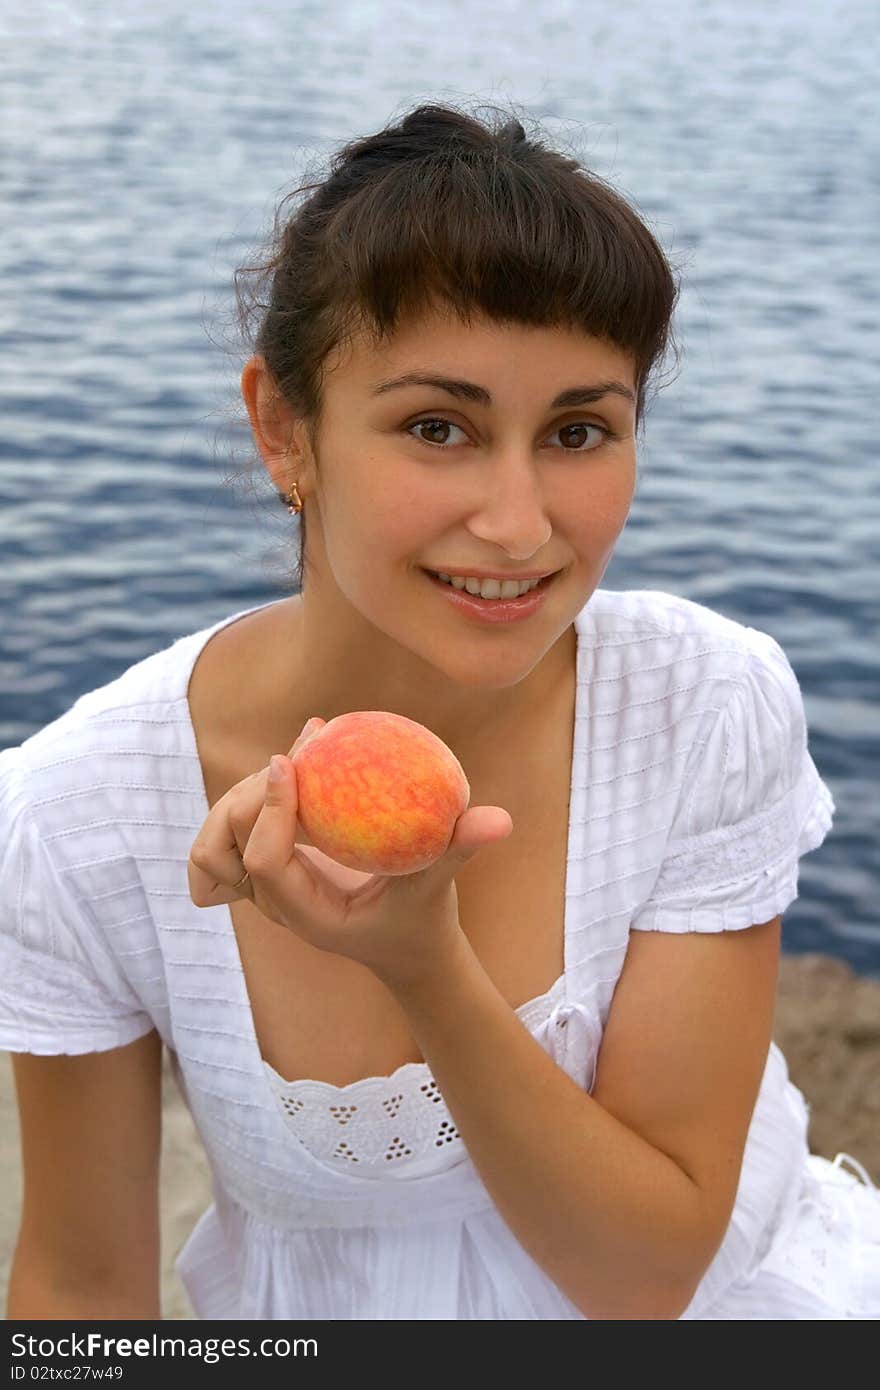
top-left (465, 451), bottom-right (553, 561)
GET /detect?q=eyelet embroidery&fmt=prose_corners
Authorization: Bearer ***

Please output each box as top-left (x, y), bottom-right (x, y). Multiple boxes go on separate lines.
top-left (264, 991), bottom-right (599, 1172)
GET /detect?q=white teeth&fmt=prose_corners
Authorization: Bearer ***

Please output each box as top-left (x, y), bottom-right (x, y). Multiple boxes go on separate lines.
top-left (435, 573), bottom-right (541, 599)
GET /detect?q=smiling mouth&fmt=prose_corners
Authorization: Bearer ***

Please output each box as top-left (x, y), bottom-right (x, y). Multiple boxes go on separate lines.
top-left (422, 568), bottom-right (559, 600)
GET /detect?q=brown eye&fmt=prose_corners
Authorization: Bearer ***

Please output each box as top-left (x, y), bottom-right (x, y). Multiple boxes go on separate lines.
top-left (555, 422), bottom-right (608, 450)
top-left (408, 418), bottom-right (468, 447)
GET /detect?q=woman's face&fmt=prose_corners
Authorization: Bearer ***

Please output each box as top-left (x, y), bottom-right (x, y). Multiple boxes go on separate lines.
top-left (295, 301), bottom-right (638, 693)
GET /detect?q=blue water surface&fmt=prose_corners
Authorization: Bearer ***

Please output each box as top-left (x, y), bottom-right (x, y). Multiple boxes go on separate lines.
top-left (1, 0), bottom-right (877, 975)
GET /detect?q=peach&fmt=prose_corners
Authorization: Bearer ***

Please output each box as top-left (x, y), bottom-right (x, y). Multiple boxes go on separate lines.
top-left (291, 711), bottom-right (471, 875)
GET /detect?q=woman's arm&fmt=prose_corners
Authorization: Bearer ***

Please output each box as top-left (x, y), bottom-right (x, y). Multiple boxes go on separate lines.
top-left (6, 1028), bottom-right (163, 1320)
top-left (378, 914), bottom-right (782, 1321)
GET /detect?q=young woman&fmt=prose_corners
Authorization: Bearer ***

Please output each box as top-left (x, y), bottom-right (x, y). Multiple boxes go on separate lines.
top-left (3, 102), bottom-right (878, 1321)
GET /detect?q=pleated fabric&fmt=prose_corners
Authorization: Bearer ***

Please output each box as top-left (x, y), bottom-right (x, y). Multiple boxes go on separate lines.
top-left (1, 588), bottom-right (877, 1319)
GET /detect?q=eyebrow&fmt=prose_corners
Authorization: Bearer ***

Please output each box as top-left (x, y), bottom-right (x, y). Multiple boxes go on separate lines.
top-left (370, 372), bottom-right (636, 409)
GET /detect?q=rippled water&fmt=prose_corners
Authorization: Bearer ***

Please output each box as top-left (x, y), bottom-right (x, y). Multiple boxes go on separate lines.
top-left (1, 1), bottom-right (878, 974)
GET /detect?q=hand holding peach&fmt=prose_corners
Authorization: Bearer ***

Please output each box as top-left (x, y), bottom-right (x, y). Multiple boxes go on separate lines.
top-left (187, 712), bottom-right (514, 989)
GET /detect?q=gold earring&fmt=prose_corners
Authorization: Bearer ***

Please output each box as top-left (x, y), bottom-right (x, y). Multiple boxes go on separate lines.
top-left (282, 480), bottom-right (303, 515)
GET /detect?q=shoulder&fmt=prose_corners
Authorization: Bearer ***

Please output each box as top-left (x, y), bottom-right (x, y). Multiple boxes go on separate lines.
top-left (8, 633), bottom-right (197, 819)
top-left (0, 614), bottom-right (232, 1031)
top-left (568, 589), bottom-right (825, 869)
top-left (0, 611), bottom-right (248, 899)
top-left (579, 586), bottom-right (771, 660)
top-left (7, 603), bottom-right (271, 816)
top-left (575, 588), bottom-right (801, 720)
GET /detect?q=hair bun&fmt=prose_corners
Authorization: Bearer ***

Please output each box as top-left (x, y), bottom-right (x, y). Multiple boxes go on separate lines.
top-left (335, 106), bottom-right (527, 177)
top-left (500, 118), bottom-right (527, 145)
top-left (398, 104), bottom-right (474, 139)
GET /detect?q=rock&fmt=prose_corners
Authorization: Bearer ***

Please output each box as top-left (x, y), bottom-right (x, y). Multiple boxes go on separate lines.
top-left (773, 953), bottom-right (880, 1181)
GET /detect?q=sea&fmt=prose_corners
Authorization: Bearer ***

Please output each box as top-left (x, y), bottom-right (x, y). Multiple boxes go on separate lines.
top-left (1, 0), bottom-right (877, 974)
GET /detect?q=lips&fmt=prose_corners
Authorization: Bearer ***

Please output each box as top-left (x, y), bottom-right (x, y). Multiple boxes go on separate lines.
top-left (422, 568), bottom-right (560, 610)
top-left (422, 569), bottom-right (556, 596)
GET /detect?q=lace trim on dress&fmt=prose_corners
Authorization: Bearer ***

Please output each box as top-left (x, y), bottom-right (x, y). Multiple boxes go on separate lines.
top-left (647, 758), bottom-right (824, 900)
top-left (263, 982), bottom-right (602, 1177)
top-left (265, 1064), bottom-right (467, 1174)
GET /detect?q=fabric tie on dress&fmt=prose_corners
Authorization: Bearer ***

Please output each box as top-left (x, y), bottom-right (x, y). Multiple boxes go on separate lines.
top-left (542, 997), bottom-right (602, 1092)
top-left (828, 1152), bottom-right (876, 1190)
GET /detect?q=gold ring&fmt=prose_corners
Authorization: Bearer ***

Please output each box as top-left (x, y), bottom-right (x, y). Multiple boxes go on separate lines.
top-left (232, 868), bottom-right (250, 889)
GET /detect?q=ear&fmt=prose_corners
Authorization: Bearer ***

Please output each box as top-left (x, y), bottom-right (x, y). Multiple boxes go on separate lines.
top-left (241, 356), bottom-right (313, 495)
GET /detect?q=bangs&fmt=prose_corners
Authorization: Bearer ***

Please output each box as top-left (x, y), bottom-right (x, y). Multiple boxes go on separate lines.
top-left (319, 150), bottom-right (674, 418)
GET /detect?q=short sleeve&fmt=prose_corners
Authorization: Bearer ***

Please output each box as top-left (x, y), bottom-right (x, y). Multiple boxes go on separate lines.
top-left (630, 629), bottom-right (835, 934)
top-left (0, 748), bottom-right (156, 1054)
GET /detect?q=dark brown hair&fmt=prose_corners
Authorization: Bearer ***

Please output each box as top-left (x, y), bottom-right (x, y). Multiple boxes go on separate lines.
top-left (233, 99), bottom-right (681, 591)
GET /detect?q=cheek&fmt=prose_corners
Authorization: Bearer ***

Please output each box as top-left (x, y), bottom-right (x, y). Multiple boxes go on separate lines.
top-left (360, 473), bottom-right (449, 555)
top-left (566, 477), bottom-right (635, 565)
top-left (574, 487), bottom-right (633, 538)
top-left (590, 464), bottom-right (636, 527)
top-left (322, 453), bottom-right (426, 555)
top-left (339, 506), bottom-right (429, 592)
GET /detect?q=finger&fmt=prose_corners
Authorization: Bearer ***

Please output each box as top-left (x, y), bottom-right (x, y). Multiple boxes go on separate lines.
top-left (346, 804), bottom-right (513, 919)
top-left (287, 715), bottom-right (325, 758)
top-left (187, 764), bottom-right (272, 906)
top-left (244, 755), bottom-right (368, 924)
top-left (241, 754), bottom-right (300, 874)
top-left (405, 805), bottom-right (514, 898)
top-left (187, 847), bottom-right (253, 907)
top-left (189, 718), bottom-right (324, 908)
top-left (447, 804), bottom-right (514, 861)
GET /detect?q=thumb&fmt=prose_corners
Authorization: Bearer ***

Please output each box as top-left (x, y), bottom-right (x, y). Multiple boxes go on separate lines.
top-left (400, 806), bottom-right (511, 908)
top-left (447, 805), bottom-right (514, 865)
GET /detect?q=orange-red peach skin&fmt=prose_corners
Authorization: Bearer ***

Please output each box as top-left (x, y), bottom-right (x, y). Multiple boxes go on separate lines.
top-left (291, 711), bottom-right (471, 875)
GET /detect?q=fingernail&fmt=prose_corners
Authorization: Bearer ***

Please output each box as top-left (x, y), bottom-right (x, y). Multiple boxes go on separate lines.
top-left (268, 755), bottom-right (286, 783)
top-left (302, 717), bottom-right (321, 737)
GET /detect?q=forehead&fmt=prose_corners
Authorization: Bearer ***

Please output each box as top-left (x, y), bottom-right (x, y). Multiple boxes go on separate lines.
top-left (322, 302), bottom-right (637, 398)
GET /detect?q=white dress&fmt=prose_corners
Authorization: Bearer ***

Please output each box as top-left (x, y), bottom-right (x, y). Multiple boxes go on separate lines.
top-left (1, 588), bottom-right (878, 1320)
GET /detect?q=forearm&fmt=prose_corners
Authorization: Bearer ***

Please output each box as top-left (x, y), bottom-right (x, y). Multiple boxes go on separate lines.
top-left (380, 930), bottom-right (714, 1321)
top-left (6, 1240), bottom-right (161, 1320)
